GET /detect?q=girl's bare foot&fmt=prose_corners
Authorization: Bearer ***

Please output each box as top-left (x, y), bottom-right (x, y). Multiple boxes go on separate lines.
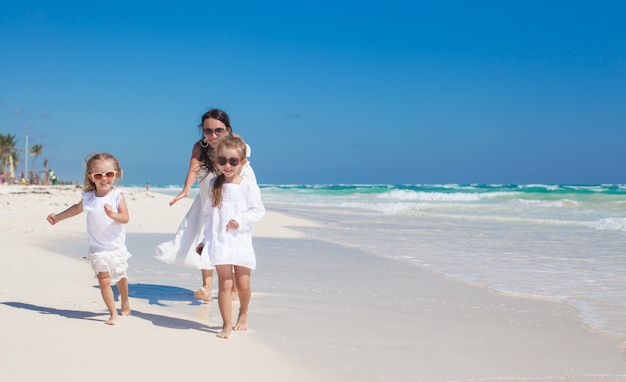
top-left (194, 286), bottom-right (212, 302)
top-left (121, 301), bottom-right (131, 316)
top-left (234, 312), bottom-right (247, 331)
top-left (104, 314), bottom-right (118, 325)
top-left (216, 326), bottom-right (232, 339)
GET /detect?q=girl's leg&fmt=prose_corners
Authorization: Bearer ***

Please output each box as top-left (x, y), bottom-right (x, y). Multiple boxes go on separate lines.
top-left (116, 277), bottom-right (130, 316)
top-left (230, 268), bottom-right (239, 301)
top-left (201, 269), bottom-right (213, 294)
top-left (215, 264), bottom-right (234, 338)
top-left (194, 269), bottom-right (213, 302)
top-left (97, 272), bottom-right (118, 325)
top-left (233, 266), bottom-right (251, 331)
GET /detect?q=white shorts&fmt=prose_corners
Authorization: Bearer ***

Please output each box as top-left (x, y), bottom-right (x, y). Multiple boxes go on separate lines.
top-left (88, 246), bottom-right (132, 283)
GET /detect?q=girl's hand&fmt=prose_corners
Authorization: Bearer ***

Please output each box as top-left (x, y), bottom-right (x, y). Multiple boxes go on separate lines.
top-left (225, 219), bottom-right (239, 231)
top-left (46, 214), bottom-right (57, 225)
top-left (104, 203), bottom-right (114, 217)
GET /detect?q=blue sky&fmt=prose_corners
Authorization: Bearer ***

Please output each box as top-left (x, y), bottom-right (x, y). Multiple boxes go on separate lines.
top-left (2, 1), bottom-right (625, 185)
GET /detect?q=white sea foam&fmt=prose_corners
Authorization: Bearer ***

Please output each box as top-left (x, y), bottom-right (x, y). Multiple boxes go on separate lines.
top-left (589, 218), bottom-right (626, 232)
top-left (377, 189), bottom-right (509, 202)
top-left (513, 198), bottom-right (580, 208)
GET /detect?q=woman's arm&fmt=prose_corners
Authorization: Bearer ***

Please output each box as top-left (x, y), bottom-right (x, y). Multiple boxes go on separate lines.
top-left (169, 142), bottom-right (202, 206)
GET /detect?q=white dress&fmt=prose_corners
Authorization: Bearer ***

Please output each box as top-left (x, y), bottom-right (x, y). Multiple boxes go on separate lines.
top-left (198, 177), bottom-right (265, 270)
top-left (154, 161), bottom-right (257, 269)
top-left (82, 188), bottom-right (131, 283)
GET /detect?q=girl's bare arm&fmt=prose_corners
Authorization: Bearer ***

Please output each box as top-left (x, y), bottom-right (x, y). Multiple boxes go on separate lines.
top-left (47, 200), bottom-right (84, 225)
top-left (104, 194), bottom-right (129, 224)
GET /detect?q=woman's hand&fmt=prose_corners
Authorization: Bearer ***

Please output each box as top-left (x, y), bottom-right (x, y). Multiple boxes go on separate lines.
top-left (169, 189), bottom-right (191, 206)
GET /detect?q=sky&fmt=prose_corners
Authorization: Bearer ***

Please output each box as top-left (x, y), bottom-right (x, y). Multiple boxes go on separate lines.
top-left (1, 0), bottom-right (625, 186)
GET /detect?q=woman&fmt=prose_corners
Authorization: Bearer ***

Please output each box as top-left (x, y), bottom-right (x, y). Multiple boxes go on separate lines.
top-left (154, 109), bottom-right (256, 302)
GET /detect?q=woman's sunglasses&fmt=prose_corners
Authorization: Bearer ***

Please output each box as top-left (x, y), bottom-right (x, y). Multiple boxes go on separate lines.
top-left (90, 171), bottom-right (117, 180)
top-left (203, 127), bottom-right (226, 136)
top-left (217, 156), bottom-right (241, 166)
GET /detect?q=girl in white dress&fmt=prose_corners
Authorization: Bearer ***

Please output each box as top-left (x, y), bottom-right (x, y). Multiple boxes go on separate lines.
top-left (154, 109), bottom-right (256, 302)
top-left (196, 135), bottom-right (265, 338)
top-left (46, 153), bottom-right (131, 325)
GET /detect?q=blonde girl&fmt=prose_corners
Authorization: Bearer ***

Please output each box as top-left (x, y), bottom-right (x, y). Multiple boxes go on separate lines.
top-left (46, 153), bottom-right (131, 325)
top-left (196, 136), bottom-right (265, 338)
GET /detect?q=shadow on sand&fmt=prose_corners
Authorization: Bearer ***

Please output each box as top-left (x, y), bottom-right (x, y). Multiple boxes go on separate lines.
top-left (111, 283), bottom-right (206, 307)
top-left (2, 301), bottom-right (104, 322)
top-left (2, 284), bottom-right (217, 332)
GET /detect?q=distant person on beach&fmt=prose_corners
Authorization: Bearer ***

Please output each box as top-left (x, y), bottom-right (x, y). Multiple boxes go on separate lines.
top-left (195, 135), bottom-right (265, 338)
top-left (49, 169), bottom-right (58, 185)
top-left (154, 108), bottom-right (257, 303)
top-left (46, 153), bottom-right (131, 325)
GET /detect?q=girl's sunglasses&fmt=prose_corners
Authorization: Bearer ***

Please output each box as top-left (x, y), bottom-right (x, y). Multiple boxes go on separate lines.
top-left (90, 171), bottom-right (117, 180)
top-left (217, 156), bottom-right (241, 166)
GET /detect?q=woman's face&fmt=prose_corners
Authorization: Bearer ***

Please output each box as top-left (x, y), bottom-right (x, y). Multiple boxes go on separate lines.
top-left (202, 118), bottom-right (229, 148)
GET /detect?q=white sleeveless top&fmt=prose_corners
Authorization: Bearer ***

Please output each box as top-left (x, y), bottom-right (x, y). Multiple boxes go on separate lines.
top-left (82, 188), bottom-right (126, 251)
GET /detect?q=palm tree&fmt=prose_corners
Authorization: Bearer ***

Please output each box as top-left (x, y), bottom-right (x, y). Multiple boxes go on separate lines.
top-left (29, 144), bottom-right (43, 171)
top-left (0, 134), bottom-right (21, 180)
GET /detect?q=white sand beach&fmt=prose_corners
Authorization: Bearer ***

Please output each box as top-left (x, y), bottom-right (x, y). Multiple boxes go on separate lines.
top-left (1, 184), bottom-right (625, 382)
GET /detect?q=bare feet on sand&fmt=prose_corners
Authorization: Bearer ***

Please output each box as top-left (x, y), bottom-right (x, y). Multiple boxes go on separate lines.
top-left (216, 313), bottom-right (248, 338)
top-left (234, 312), bottom-right (248, 331)
top-left (216, 326), bottom-right (232, 339)
top-left (121, 301), bottom-right (131, 316)
top-left (104, 314), bottom-right (118, 325)
top-left (194, 287), bottom-right (212, 302)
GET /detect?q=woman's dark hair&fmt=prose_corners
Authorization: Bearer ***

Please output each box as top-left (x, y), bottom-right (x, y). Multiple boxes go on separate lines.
top-left (200, 109), bottom-right (232, 131)
top-left (198, 108), bottom-right (233, 176)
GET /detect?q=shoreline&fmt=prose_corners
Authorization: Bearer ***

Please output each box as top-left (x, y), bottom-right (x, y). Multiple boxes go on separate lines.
top-left (1, 184), bottom-right (625, 381)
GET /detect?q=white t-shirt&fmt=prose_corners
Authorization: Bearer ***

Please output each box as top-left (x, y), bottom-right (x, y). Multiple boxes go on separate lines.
top-left (82, 188), bottom-right (126, 250)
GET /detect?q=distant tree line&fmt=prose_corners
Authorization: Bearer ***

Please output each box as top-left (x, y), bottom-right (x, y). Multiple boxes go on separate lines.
top-left (0, 133), bottom-right (54, 185)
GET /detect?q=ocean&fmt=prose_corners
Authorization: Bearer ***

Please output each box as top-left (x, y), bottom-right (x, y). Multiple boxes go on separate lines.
top-left (150, 183), bottom-right (626, 347)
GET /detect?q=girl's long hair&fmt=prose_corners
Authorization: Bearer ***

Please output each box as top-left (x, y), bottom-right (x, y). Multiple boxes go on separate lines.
top-left (210, 135), bottom-right (247, 208)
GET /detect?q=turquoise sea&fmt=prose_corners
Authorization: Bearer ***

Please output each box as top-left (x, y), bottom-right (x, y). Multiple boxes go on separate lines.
top-left (149, 183), bottom-right (626, 347)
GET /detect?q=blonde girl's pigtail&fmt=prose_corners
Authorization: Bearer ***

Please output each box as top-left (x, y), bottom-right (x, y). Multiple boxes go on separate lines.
top-left (83, 153), bottom-right (98, 192)
top-left (209, 143), bottom-right (224, 208)
top-left (211, 173), bottom-right (225, 208)
top-left (83, 171), bottom-right (95, 192)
